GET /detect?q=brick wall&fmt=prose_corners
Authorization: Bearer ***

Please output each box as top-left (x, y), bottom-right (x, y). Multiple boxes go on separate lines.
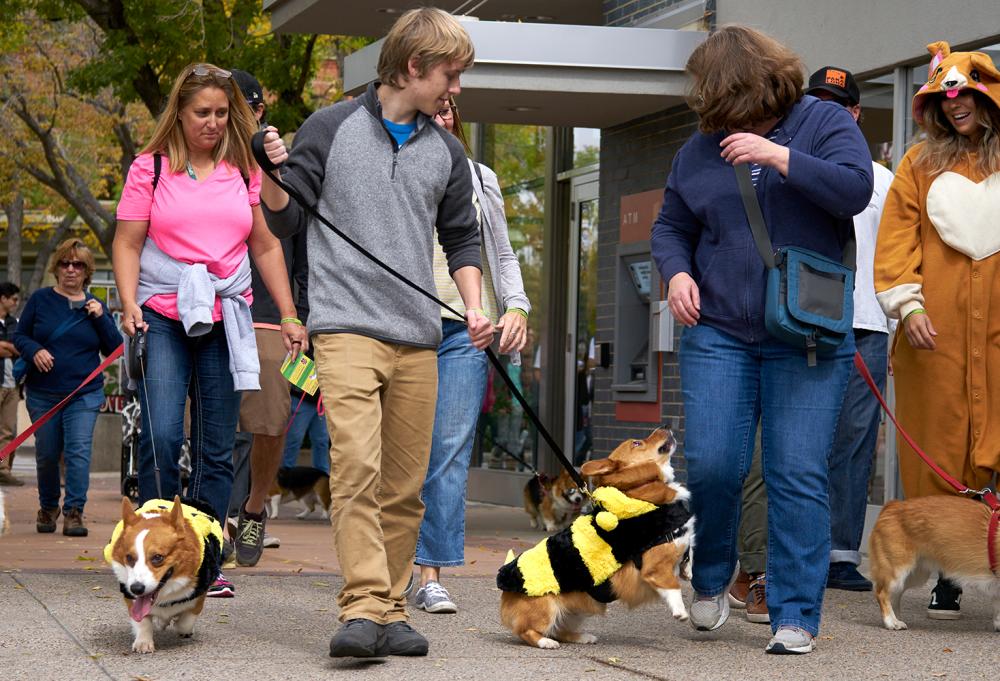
top-left (593, 105), bottom-right (699, 477)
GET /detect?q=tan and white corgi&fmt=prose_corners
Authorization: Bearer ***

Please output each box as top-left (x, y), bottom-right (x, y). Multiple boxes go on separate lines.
top-left (105, 496), bottom-right (224, 653)
top-left (267, 466), bottom-right (332, 520)
top-left (499, 427), bottom-right (694, 648)
top-left (869, 494), bottom-right (1000, 632)
top-left (523, 468), bottom-right (586, 532)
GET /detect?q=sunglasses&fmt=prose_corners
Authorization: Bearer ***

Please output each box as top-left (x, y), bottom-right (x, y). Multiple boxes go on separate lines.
top-left (58, 260), bottom-right (87, 271)
top-left (188, 64), bottom-right (232, 80)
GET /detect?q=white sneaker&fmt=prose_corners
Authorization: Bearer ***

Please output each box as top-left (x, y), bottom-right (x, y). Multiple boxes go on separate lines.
top-left (689, 591), bottom-right (730, 631)
top-left (262, 533), bottom-right (280, 549)
top-left (765, 626), bottom-right (815, 654)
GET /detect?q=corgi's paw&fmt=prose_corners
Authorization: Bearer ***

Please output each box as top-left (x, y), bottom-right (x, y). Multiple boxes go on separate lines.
top-left (174, 612), bottom-right (197, 637)
top-left (543, 522), bottom-right (556, 532)
top-left (576, 633), bottom-right (598, 644)
top-left (882, 615), bottom-right (907, 630)
top-left (536, 637), bottom-right (560, 649)
top-left (660, 588), bottom-right (688, 620)
top-left (132, 635), bottom-right (155, 653)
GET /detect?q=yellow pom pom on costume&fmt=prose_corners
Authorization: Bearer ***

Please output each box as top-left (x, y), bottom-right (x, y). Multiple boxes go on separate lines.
top-left (595, 511), bottom-right (619, 531)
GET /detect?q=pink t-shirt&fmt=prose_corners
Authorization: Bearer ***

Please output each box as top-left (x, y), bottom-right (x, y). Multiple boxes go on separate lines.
top-left (116, 153), bottom-right (262, 321)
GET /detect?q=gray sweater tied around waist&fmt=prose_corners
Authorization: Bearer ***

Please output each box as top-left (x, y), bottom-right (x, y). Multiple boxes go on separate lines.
top-left (132, 238), bottom-right (260, 392)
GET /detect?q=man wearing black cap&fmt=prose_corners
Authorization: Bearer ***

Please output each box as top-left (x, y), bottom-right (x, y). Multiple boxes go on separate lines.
top-left (805, 66), bottom-right (895, 593)
top-left (221, 69), bottom-right (308, 575)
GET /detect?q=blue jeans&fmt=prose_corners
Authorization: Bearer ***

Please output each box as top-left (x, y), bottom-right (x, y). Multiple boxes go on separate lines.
top-left (415, 319), bottom-right (487, 567)
top-left (136, 309), bottom-right (241, 522)
top-left (829, 330), bottom-right (888, 565)
top-left (679, 323), bottom-right (853, 636)
top-left (282, 397), bottom-right (330, 473)
top-left (26, 388), bottom-right (104, 512)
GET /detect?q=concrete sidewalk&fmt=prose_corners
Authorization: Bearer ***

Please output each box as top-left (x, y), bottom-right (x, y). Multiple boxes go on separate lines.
top-left (1, 472), bottom-right (998, 680)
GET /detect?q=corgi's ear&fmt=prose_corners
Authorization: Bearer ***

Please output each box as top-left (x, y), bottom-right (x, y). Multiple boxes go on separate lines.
top-left (971, 52), bottom-right (1000, 82)
top-left (122, 496), bottom-right (138, 526)
top-left (169, 495), bottom-right (186, 533)
top-left (581, 458), bottom-right (619, 477)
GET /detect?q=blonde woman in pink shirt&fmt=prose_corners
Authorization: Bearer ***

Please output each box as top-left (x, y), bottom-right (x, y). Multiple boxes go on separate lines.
top-left (113, 64), bottom-right (307, 597)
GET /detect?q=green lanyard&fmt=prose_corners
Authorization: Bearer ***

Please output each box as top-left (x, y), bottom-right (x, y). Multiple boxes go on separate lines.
top-left (185, 161), bottom-right (198, 181)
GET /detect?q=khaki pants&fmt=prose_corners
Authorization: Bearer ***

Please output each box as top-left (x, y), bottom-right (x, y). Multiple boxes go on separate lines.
top-left (314, 333), bottom-right (437, 624)
top-left (0, 386), bottom-right (18, 472)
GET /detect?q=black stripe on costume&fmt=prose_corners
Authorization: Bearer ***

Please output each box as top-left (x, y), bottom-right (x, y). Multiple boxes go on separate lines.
top-left (594, 503), bottom-right (692, 565)
top-left (496, 558), bottom-right (526, 593)
top-left (546, 527), bottom-right (596, 594)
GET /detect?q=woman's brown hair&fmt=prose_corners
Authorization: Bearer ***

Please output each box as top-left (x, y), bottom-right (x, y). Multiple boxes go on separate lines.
top-left (445, 96), bottom-right (472, 155)
top-left (915, 91), bottom-right (1000, 177)
top-left (140, 63), bottom-right (258, 177)
top-left (686, 25), bottom-right (804, 134)
top-left (49, 238), bottom-right (96, 288)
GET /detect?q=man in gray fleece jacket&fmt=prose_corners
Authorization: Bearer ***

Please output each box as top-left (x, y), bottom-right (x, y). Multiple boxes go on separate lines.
top-left (259, 7), bottom-right (492, 659)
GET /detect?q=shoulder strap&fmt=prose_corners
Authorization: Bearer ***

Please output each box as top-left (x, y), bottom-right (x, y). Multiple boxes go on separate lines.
top-left (468, 160), bottom-right (491, 231)
top-left (152, 153), bottom-right (162, 194)
top-left (40, 306), bottom-right (89, 347)
top-left (735, 164), bottom-right (776, 269)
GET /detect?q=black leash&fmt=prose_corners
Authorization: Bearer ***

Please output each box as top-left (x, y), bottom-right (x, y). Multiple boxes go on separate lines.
top-left (251, 132), bottom-right (588, 493)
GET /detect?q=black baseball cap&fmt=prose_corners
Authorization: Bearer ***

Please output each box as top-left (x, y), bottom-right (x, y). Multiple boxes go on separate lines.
top-left (231, 69), bottom-right (263, 107)
top-left (806, 66), bottom-right (860, 106)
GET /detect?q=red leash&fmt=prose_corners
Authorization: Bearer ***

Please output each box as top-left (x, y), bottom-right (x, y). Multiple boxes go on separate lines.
top-left (854, 351), bottom-right (1000, 574)
top-left (0, 345), bottom-right (125, 462)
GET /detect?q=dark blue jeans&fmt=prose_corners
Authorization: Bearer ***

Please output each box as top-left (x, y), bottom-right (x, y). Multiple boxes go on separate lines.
top-left (26, 388), bottom-right (104, 512)
top-left (679, 323), bottom-right (853, 636)
top-left (136, 309), bottom-right (241, 522)
top-left (828, 329), bottom-right (888, 566)
top-left (282, 397), bottom-right (330, 473)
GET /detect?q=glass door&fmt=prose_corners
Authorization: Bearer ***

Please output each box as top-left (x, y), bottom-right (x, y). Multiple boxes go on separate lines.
top-left (565, 170), bottom-right (599, 464)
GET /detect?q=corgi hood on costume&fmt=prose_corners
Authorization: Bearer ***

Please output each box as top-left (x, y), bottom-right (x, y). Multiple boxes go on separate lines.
top-left (496, 486), bottom-right (692, 602)
top-left (913, 41), bottom-right (1000, 126)
top-left (104, 498), bottom-right (223, 603)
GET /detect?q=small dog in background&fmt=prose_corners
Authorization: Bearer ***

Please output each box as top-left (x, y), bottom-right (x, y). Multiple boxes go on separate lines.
top-left (0, 487), bottom-right (8, 536)
top-left (524, 468), bottom-right (586, 532)
top-left (869, 494), bottom-right (1000, 631)
top-left (267, 466), bottom-right (332, 520)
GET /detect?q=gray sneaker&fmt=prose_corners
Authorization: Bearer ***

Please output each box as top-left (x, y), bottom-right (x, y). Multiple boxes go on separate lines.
top-left (235, 503), bottom-right (266, 567)
top-left (262, 533), bottom-right (280, 549)
top-left (765, 626), bottom-right (815, 654)
top-left (689, 591), bottom-right (730, 631)
top-left (414, 580), bottom-right (457, 614)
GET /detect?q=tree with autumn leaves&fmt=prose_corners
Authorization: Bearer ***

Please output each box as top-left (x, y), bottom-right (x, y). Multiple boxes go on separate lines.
top-left (0, 0), bottom-right (367, 293)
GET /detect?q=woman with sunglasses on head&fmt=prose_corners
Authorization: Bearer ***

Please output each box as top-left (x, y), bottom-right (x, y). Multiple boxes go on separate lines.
top-left (13, 239), bottom-right (123, 537)
top-left (410, 97), bottom-right (531, 614)
top-left (113, 63), bottom-right (306, 596)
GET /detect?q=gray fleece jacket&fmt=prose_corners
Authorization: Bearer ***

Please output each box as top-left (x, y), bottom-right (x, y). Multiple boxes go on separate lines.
top-left (262, 82), bottom-right (481, 348)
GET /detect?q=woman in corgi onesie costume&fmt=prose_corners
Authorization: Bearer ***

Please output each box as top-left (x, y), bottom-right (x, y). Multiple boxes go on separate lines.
top-left (875, 41), bottom-right (1000, 615)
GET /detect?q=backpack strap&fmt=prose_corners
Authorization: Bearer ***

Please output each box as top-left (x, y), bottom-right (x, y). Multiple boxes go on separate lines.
top-left (152, 153), bottom-right (162, 194)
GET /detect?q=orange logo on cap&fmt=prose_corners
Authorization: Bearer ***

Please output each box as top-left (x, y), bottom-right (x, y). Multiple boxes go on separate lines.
top-left (825, 69), bottom-right (847, 88)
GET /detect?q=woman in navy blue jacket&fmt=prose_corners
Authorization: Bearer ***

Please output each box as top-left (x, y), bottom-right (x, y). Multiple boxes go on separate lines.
top-left (14, 239), bottom-right (123, 537)
top-left (651, 26), bottom-right (873, 654)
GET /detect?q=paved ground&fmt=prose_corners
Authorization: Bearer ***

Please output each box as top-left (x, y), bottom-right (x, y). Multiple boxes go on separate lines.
top-left (1, 468), bottom-right (998, 680)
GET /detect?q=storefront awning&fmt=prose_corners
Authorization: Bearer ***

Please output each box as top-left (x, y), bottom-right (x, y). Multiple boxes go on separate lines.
top-left (339, 21), bottom-right (704, 127)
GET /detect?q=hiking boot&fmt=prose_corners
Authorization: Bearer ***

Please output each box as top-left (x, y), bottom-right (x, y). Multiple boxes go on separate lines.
top-left (329, 619), bottom-right (387, 658)
top-left (745, 573), bottom-right (769, 623)
top-left (206, 572), bottom-right (235, 598)
top-left (927, 576), bottom-right (962, 620)
top-left (235, 502), bottom-right (266, 567)
top-left (62, 508), bottom-right (88, 537)
top-left (689, 591), bottom-right (730, 631)
top-left (728, 569), bottom-right (752, 609)
top-left (36, 507), bottom-right (60, 533)
top-left (765, 626), bottom-right (815, 654)
top-left (826, 561), bottom-right (872, 591)
top-left (415, 581), bottom-right (457, 614)
top-left (384, 621), bottom-right (429, 656)
top-left (0, 470), bottom-right (24, 486)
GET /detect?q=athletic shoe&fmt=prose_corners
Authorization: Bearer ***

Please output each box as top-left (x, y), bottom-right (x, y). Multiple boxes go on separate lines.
top-left (689, 591), bottom-right (729, 631)
top-left (414, 580), bottom-right (457, 614)
top-left (927, 576), bottom-right (962, 620)
top-left (206, 572), bottom-right (235, 598)
top-left (384, 621), bottom-right (429, 655)
top-left (262, 533), bottom-right (280, 549)
top-left (329, 619), bottom-right (387, 658)
top-left (826, 561), bottom-right (873, 591)
top-left (766, 626), bottom-right (815, 654)
top-left (235, 502), bottom-right (266, 567)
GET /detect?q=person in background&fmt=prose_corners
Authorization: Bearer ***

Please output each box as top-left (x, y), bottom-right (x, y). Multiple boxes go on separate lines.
top-left (113, 63), bottom-right (307, 597)
top-left (804, 66), bottom-right (895, 593)
top-left (13, 239), bottom-right (123, 536)
top-left (652, 25), bottom-right (873, 654)
top-left (0, 282), bottom-right (22, 486)
top-left (875, 41), bottom-right (1000, 620)
top-left (259, 8), bottom-right (491, 658)
top-left (281, 382), bottom-right (330, 474)
top-left (223, 68), bottom-right (309, 571)
top-left (411, 95), bottom-right (530, 614)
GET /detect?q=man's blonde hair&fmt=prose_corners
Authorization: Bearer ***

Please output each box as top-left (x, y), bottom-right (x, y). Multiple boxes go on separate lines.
top-left (377, 7), bottom-right (475, 88)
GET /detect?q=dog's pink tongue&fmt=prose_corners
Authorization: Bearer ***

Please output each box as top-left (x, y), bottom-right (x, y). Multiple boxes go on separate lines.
top-left (130, 593), bottom-right (155, 623)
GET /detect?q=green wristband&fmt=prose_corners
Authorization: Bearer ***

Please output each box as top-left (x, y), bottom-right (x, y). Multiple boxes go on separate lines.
top-left (280, 317), bottom-right (303, 326)
top-left (508, 307), bottom-right (528, 319)
top-left (903, 308), bottom-right (925, 321)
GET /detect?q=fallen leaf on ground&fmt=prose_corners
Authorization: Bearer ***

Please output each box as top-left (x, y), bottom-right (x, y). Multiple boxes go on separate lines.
top-left (943, 648), bottom-right (953, 653)
top-left (932, 674), bottom-right (947, 678)
top-left (607, 657), bottom-right (620, 664)
top-left (312, 581), bottom-right (330, 588)
top-left (75, 555), bottom-right (97, 562)
top-left (464, 627), bottom-right (479, 632)
top-left (820, 635), bottom-right (833, 640)
top-left (88, 653), bottom-right (104, 660)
